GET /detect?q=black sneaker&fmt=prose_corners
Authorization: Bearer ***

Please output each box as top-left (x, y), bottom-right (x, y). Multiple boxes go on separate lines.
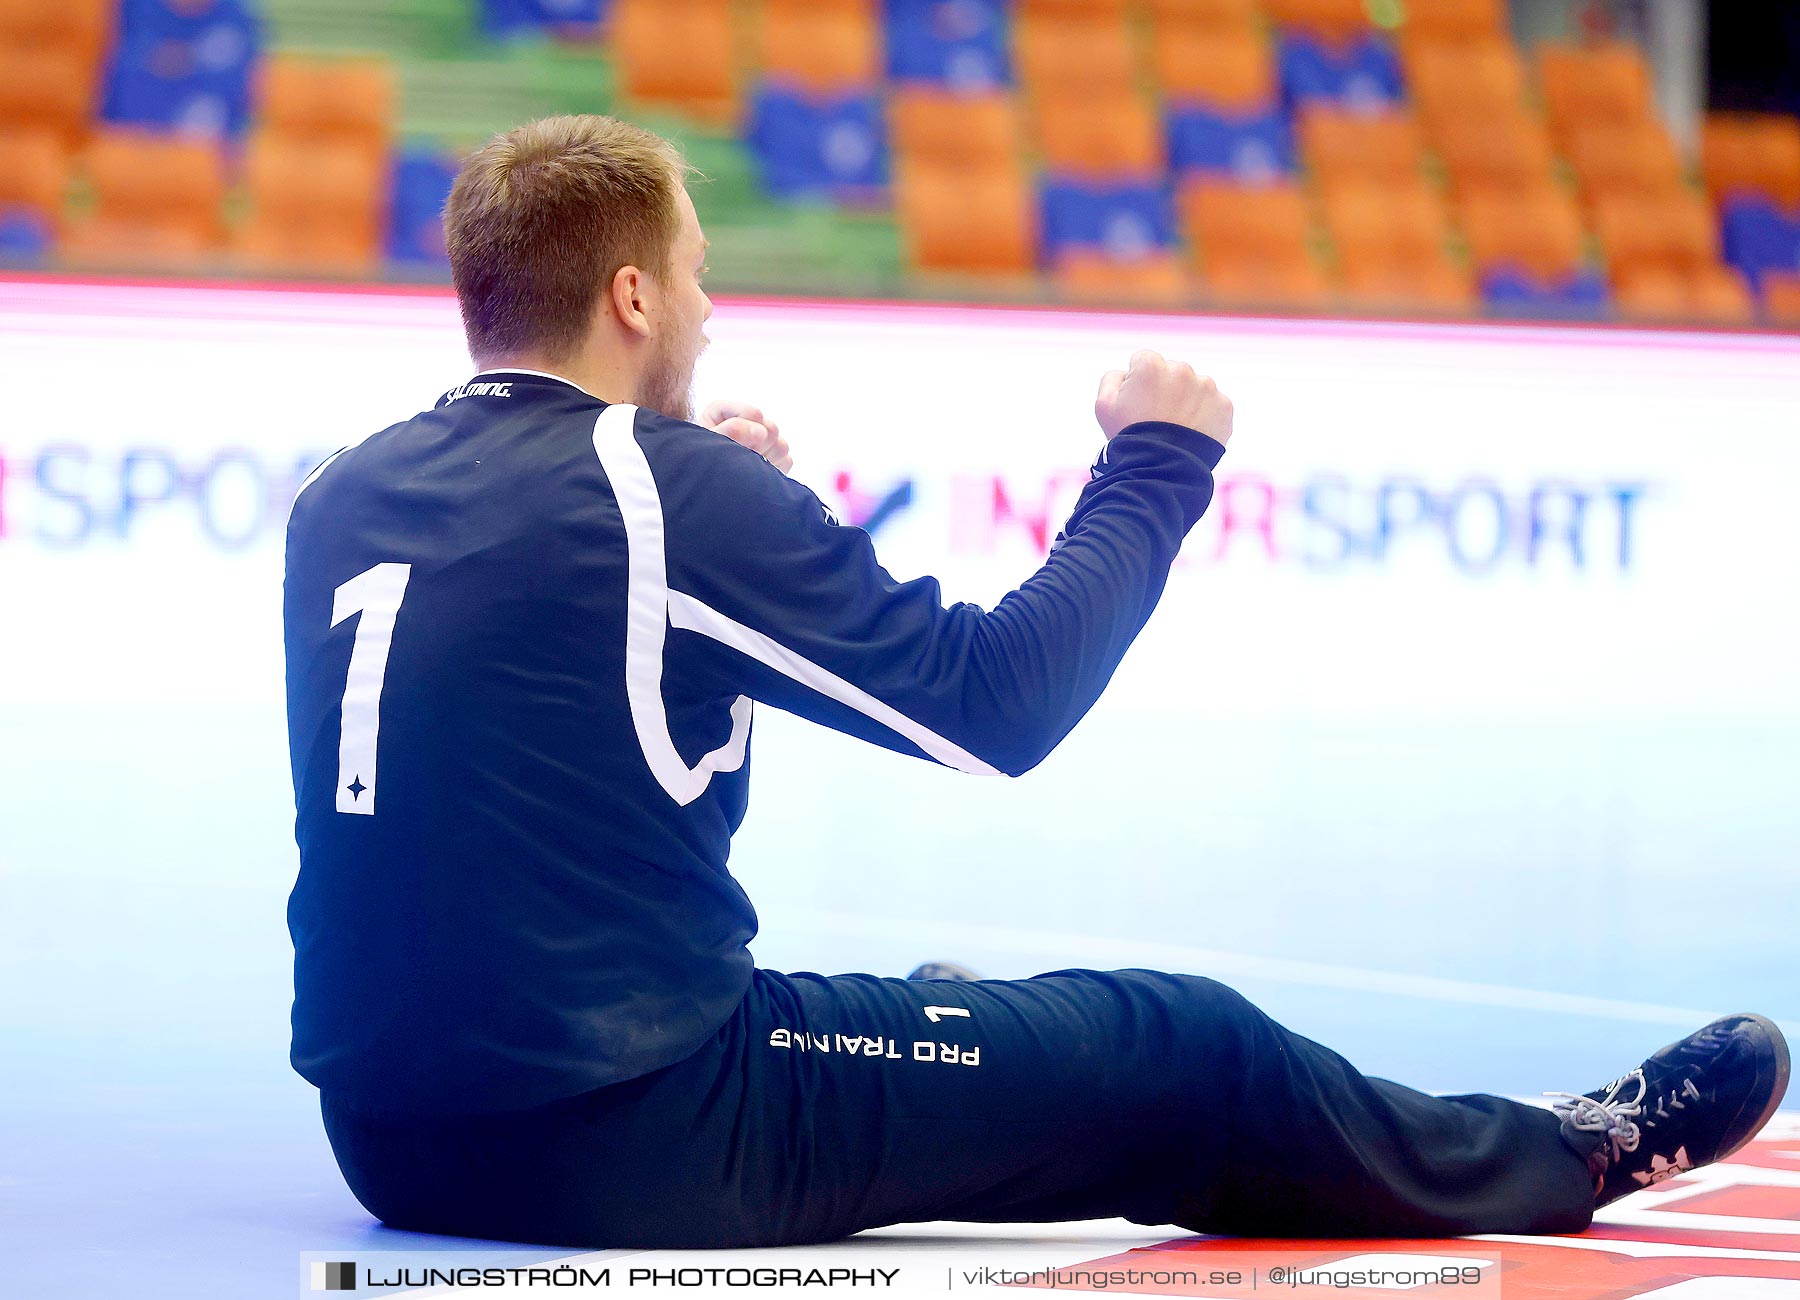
top-left (905, 961), bottom-right (981, 981)
top-left (1549, 1013), bottom-right (1790, 1209)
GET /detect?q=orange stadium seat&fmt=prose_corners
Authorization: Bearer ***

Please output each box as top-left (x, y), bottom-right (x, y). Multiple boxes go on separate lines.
top-left (1300, 107), bottom-right (1426, 191)
top-left (1539, 41), bottom-right (1655, 142)
top-left (1203, 255), bottom-right (1334, 307)
top-left (1152, 27), bottom-right (1275, 109)
top-left (0, 44), bottom-right (98, 149)
top-left (1265, 0), bottom-right (1370, 41)
top-left (1616, 265), bottom-right (1754, 325)
top-left (61, 129), bottom-right (226, 267)
top-left (1594, 191), bottom-right (1718, 282)
top-left (1402, 0), bottom-right (1506, 42)
top-left (1322, 179), bottom-right (1469, 308)
top-left (614, 0), bottom-right (738, 127)
top-left (1407, 40), bottom-right (1528, 131)
top-left (1181, 177), bottom-right (1312, 260)
top-left (1181, 179), bottom-right (1333, 307)
top-left (0, 0), bottom-right (111, 70)
top-left (1566, 121), bottom-right (1686, 206)
top-left (1144, 0), bottom-right (1262, 38)
top-left (1322, 179), bottom-right (1452, 262)
top-left (1035, 90), bottom-right (1162, 178)
top-left (1053, 249), bottom-right (1190, 306)
top-left (0, 129), bottom-right (72, 230)
top-left (257, 54), bottom-right (396, 162)
top-left (759, 0), bottom-right (880, 94)
top-left (1340, 254), bottom-right (1476, 311)
top-left (235, 135), bottom-right (386, 275)
top-left (895, 156), bottom-right (1036, 272)
top-left (1016, 0), bottom-right (1131, 16)
top-left (762, 0), bottom-right (871, 14)
top-left (236, 220), bottom-right (385, 277)
top-left (1702, 113), bottom-right (1800, 208)
top-left (1459, 185), bottom-right (1586, 281)
top-left (1763, 272), bottom-right (1800, 327)
top-left (1432, 111), bottom-right (1559, 197)
top-left (1613, 267), bottom-right (1686, 319)
top-left (1688, 264), bottom-right (1756, 323)
top-left (890, 90), bottom-right (1022, 166)
top-left (1015, 14), bottom-right (1137, 97)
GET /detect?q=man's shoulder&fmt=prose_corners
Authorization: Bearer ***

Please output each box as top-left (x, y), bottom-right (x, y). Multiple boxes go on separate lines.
top-left (627, 405), bottom-right (778, 479)
top-left (289, 415), bottom-right (409, 511)
top-left (624, 407), bottom-right (843, 544)
top-left (629, 405), bottom-right (718, 446)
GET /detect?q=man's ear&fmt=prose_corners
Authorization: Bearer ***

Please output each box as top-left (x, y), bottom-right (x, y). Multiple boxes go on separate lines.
top-left (609, 264), bottom-right (653, 339)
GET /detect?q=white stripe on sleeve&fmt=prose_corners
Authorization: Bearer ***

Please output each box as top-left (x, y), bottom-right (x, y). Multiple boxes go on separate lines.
top-left (592, 404), bottom-right (998, 802)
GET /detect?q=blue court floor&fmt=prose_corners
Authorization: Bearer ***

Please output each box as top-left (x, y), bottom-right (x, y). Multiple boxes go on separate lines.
top-left (5, 701), bottom-right (1797, 1297)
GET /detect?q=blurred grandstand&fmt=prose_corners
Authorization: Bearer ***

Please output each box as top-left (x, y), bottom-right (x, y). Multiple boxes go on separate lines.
top-left (0, 0), bottom-right (1796, 327)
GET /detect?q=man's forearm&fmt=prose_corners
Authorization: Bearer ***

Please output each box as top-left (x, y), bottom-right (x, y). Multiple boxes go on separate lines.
top-left (952, 422), bottom-right (1225, 775)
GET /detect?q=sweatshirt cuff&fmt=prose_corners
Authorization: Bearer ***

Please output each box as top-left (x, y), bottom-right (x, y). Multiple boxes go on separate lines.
top-left (1109, 420), bottom-right (1228, 470)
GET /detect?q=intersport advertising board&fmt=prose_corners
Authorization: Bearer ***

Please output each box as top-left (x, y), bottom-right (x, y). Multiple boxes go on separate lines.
top-left (3, 277), bottom-right (1796, 725)
top-left (6, 275), bottom-right (1799, 1059)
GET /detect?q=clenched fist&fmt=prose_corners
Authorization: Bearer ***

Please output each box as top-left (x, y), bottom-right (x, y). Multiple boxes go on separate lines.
top-left (700, 398), bottom-right (792, 473)
top-left (1094, 349), bottom-right (1233, 447)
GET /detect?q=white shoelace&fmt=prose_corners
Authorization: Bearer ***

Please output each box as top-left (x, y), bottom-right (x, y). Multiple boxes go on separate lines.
top-left (1547, 1068), bottom-right (1648, 1158)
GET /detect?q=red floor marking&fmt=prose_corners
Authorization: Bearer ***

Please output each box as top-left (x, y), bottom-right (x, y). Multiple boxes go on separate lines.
top-left (1014, 1238), bottom-right (1800, 1299)
top-left (1011, 1132), bottom-right (1800, 1299)
top-left (1578, 1221), bottom-right (1800, 1252)
top-left (1636, 1174), bottom-right (1705, 1194)
top-left (1672, 1186), bottom-right (1800, 1220)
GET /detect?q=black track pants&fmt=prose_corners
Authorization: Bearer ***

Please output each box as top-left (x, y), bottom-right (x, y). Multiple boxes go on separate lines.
top-left (320, 967), bottom-right (1596, 1248)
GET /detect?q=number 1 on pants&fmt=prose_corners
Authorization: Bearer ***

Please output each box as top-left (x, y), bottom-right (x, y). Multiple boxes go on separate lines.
top-left (331, 562), bottom-right (412, 816)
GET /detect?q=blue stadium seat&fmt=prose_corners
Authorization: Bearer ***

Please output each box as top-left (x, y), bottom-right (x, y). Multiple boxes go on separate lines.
top-left (479, 0), bottom-right (608, 39)
top-left (117, 0), bottom-right (258, 43)
top-left (0, 211), bottom-right (51, 265)
top-left (1480, 268), bottom-right (1609, 315)
top-left (1720, 197), bottom-right (1800, 291)
top-left (1040, 180), bottom-right (1176, 261)
top-left (748, 87), bottom-right (889, 201)
top-left (388, 152), bottom-right (459, 266)
top-left (1277, 32), bottom-right (1404, 110)
top-left (103, 1), bottom-right (261, 139)
top-left (102, 58), bottom-right (257, 138)
top-left (1167, 106), bottom-right (1294, 182)
top-left (885, 0), bottom-right (1011, 90)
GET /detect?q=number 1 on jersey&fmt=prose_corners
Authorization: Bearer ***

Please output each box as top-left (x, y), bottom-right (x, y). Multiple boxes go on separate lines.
top-left (332, 562), bottom-right (412, 815)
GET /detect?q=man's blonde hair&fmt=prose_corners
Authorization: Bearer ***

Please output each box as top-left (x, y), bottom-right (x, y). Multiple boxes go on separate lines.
top-left (444, 115), bottom-right (692, 367)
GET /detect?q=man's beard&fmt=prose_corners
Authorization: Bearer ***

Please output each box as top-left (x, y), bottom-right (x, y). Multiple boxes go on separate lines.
top-left (640, 324), bottom-right (703, 422)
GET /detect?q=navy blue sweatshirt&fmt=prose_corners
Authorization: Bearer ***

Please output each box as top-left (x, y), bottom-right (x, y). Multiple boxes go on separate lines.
top-left (284, 370), bottom-right (1225, 1116)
